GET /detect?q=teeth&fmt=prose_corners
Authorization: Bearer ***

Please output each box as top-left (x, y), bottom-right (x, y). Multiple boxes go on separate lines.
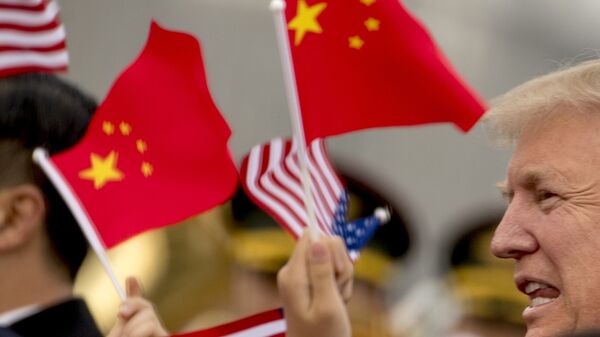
top-left (525, 281), bottom-right (548, 294)
top-left (531, 297), bottom-right (555, 307)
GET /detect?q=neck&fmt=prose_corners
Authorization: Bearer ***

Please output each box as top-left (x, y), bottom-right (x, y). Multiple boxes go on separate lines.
top-left (0, 243), bottom-right (72, 313)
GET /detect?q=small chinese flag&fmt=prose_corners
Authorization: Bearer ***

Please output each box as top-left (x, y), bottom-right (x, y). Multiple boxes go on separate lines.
top-left (286, 0), bottom-right (485, 143)
top-left (50, 22), bottom-right (238, 247)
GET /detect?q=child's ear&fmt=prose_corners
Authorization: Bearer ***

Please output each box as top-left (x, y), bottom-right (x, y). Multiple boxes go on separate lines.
top-left (0, 184), bottom-right (46, 252)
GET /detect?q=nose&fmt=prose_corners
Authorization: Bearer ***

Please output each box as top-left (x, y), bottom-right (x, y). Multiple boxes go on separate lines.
top-left (490, 203), bottom-right (539, 259)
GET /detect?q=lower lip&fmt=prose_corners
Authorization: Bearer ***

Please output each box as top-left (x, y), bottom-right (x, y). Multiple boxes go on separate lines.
top-left (522, 295), bottom-right (560, 320)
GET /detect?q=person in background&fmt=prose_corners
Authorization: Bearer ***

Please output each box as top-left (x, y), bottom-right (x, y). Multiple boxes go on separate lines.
top-left (444, 213), bottom-right (526, 337)
top-left (0, 73), bottom-right (166, 337)
top-left (0, 73), bottom-right (103, 336)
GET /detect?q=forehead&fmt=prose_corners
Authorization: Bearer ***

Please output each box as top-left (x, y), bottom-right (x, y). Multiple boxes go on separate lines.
top-left (507, 111), bottom-right (600, 185)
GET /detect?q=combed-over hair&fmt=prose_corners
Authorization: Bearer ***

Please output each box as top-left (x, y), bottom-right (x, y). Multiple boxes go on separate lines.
top-left (484, 59), bottom-right (600, 146)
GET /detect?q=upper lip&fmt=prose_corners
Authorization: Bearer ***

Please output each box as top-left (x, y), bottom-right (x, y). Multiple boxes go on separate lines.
top-left (515, 274), bottom-right (558, 295)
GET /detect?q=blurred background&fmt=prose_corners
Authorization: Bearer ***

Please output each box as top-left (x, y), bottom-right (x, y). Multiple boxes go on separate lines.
top-left (57, 0), bottom-right (600, 336)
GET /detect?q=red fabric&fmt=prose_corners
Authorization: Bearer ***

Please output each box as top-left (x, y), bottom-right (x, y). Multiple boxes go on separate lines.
top-left (285, 0), bottom-right (486, 142)
top-left (172, 308), bottom-right (285, 337)
top-left (50, 22), bottom-right (238, 248)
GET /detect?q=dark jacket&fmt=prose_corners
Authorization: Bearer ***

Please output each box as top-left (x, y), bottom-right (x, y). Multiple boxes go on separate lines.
top-left (9, 298), bottom-right (102, 337)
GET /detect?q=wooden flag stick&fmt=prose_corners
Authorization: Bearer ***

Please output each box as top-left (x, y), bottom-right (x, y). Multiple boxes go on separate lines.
top-left (270, 0), bottom-right (320, 239)
top-left (32, 148), bottom-right (126, 300)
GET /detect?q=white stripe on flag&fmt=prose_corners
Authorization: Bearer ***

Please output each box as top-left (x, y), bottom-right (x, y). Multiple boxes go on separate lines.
top-left (245, 145), bottom-right (305, 235)
top-left (0, 48), bottom-right (67, 68)
top-left (0, 0), bottom-right (42, 6)
top-left (222, 319), bottom-right (286, 337)
top-left (241, 138), bottom-right (344, 239)
top-left (0, 1), bottom-right (58, 27)
top-left (0, 24), bottom-right (64, 47)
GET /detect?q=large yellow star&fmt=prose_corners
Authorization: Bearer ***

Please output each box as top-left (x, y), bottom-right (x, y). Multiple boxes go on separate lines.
top-left (288, 0), bottom-right (328, 46)
top-left (79, 151), bottom-right (124, 189)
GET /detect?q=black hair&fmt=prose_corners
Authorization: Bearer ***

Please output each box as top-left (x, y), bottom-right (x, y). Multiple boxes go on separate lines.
top-left (0, 73), bottom-right (96, 280)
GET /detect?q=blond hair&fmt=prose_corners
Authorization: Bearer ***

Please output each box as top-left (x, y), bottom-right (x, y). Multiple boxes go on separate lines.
top-left (484, 59), bottom-right (600, 145)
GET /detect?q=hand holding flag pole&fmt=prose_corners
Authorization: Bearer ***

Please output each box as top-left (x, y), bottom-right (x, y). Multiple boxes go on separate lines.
top-left (33, 149), bottom-right (127, 300)
top-left (270, 0), bottom-right (320, 239)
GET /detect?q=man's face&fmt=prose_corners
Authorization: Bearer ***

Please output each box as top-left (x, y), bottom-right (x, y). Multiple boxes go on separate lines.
top-left (491, 111), bottom-right (600, 337)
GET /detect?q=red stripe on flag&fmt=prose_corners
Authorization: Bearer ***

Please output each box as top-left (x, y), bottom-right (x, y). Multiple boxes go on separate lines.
top-left (240, 138), bottom-right (344, 240)
top-left (173, 309), bottom-right (285, 337)
top-left (0, 40), bottom-right (64, 51)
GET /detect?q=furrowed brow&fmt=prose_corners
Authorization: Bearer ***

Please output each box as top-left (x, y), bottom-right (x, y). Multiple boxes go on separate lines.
top-left (496, 180), bottom-right (512, 200)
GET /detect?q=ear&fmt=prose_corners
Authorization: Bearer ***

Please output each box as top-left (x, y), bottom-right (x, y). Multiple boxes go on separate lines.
top-left (0, 184), bottom-right (46, 252)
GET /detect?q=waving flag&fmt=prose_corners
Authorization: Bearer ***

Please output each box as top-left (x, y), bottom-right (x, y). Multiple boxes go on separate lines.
top-left (0, 0), bottom-right (68, 77)
top-left (240, 138), bottom-right (385, 258)
top-left (173, 308), bottom-right (285, 337)
top-left (46, 22), bottom-right (237, 247)
top-left (285, 0), bottom-right (485, 143)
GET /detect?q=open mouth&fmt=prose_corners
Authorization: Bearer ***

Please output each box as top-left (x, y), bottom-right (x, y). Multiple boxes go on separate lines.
top-left (523, 281), bottom-right (560, 308)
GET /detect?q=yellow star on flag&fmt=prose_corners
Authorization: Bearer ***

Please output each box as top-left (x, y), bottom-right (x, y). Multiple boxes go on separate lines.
top-left (136, 139), bottom-right (147, 154)
top-left (349, 35), bottom-right (365, 49)
top-left (288, 0), bottom-right (328, 46)
top-left (141, 162), bottom-right (153, 177)
top-left (102, 121), bottom-right (115, 135)
top-left (79, 151), bottom-right (124, 189)
top-left (119, 122), bottom-right (132, 135)
top-left (364, 17), bottom-right (380, 31)
top-left (360, 0), bottom-right (376, 6)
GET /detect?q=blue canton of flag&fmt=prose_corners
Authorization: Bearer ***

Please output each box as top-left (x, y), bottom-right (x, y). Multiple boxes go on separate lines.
top-left (332, 191), bottom-right (385, 259)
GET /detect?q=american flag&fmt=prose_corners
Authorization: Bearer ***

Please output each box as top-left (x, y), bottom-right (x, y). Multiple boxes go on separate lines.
top-left (173, 308), bottom-right (285, 337)
top-left (240, 138), bottom-right (386, 258)
top-left (0, 0), bottom-right (68, 77)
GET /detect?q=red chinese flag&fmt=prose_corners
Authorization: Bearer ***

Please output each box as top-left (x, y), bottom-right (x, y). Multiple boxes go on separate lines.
top-left (286, 0), bottom-right (486, 142)
top-left (50, 22), bottom-right (238, 247)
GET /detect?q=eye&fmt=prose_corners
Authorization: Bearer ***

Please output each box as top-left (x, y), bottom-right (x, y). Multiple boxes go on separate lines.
top-left (537, 190), bottom-right (558, 201)
top-left (537, 190), bottom-right (561, 211)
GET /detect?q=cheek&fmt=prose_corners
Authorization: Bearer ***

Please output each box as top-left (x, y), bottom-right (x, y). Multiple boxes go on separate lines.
top-left (541, 207), bottom-right (600, 324)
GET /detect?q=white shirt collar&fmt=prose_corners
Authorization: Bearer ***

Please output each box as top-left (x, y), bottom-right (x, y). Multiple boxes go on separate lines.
top-left (0, 304), bottom-right (41, 326)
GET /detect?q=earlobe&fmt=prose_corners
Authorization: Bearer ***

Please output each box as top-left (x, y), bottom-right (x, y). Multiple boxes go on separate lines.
top-left (0, 184), bottom-right (46, 252)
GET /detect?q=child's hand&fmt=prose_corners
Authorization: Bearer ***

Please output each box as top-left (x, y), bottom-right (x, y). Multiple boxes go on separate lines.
top-left (107, 277), bottom-right (169, 337)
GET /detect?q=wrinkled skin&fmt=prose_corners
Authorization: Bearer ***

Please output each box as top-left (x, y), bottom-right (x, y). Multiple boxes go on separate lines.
top-left (491, 111), bottom-right (600, 337)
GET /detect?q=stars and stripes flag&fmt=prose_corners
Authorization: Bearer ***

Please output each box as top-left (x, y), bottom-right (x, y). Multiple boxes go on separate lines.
top-left (173, 308), bottom-right (285, 337)
top-left (240, 137), bottom-right (385, 258)
top-left (0, 0), bottom-right (68, 77)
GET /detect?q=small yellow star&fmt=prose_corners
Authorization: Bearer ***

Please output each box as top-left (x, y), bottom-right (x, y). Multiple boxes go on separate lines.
top-left (141, 162), bottom-right (153, 177)
top-left (288, 0), bottom-right (328, 46)
top-left (79, 151), bottom-right (124, 189)
top-left (349, 35), bottom-right (365, 49)
top-left (364, 17), bottom-right (380, 31)
top-left (119, 122), bottom-right (132, 136)
top-left (102, 121), bottom-right (115, 135)
top-left (136, 139), bottom-right (147, 154)
top-left (360, 0), bottom-right (376, 6)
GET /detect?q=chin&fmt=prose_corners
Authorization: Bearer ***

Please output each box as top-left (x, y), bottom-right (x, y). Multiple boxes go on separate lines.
top-left (524, 324), bottom-right (570, 337)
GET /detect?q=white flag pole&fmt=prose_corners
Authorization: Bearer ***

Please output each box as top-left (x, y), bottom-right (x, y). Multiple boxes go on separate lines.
top-left (270, 0), bottom-right (320, 239)
top-left (32, 148), bottom-right (126, 300)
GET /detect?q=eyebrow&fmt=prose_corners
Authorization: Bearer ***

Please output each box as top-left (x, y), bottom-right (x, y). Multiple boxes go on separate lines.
top-left (496, 169), bottom-right (559, 197)
top-left (495, 180), bottom-right (511, 198)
